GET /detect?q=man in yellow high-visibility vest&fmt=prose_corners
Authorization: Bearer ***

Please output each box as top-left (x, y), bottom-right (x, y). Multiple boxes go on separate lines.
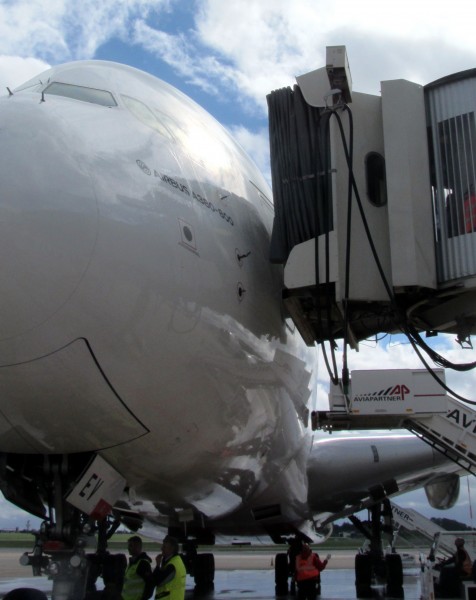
top-left (122, 536), bottom-right (153, 600)
top-left (150, 536), bottom-right (186, 600)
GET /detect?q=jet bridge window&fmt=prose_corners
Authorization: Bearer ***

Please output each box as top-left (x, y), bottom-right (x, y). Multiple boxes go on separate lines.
top-left (44, 82), bottom-right (117, 107)
top-left (365, 152), bottom-right (387, 207)
top-left (437, 112), bottom-right (476, 237)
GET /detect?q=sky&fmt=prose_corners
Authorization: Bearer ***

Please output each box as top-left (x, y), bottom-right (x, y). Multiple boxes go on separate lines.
top-left (1, 0), bottom-right (476, 534)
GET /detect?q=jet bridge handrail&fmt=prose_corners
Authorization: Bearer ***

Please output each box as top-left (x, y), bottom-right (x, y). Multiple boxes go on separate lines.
top-left (316, 368), bottom-right (476, 475)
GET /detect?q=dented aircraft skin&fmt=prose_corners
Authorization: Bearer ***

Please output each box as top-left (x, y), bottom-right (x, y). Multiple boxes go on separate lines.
top-left (0, 61), bottom-right (462, 543)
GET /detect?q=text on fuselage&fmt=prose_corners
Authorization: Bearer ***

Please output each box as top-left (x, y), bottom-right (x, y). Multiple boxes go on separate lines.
top-left (136, 159), bottom-right (234, 226)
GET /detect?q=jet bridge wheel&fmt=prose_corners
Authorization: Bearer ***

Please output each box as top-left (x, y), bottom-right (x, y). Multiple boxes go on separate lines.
top-left (275, 552), bottom-right (289, 596)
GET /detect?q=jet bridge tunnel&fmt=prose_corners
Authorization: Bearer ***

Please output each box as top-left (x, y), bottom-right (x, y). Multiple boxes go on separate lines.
top-left (268, 46), bottom-right (476, 347)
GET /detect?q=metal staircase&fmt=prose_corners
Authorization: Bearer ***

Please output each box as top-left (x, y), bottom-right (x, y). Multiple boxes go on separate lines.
top-left (390, 501), bottom-right (454, 554)
top-left (315, 368), bottom-right (476, 475)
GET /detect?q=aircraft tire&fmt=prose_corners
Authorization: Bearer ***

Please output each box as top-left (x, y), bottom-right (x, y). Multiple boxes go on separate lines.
top-left (355, 582), bottom-right (373, 599)
top-left (355, 554), bottom-right (372, 598)
top-left (275, 552), bottom-right (288, 582)
top-left (355, 553), bottom-right (372, 583)
top-left (385, 553), bottom-right (403, 587)
top-left (386, 585), bottom-right (404, 599)
top-left (193, 552), bottom-right (215, 591)
top-left (385, 553), bottom-right (404, 597)
top-left (275, 552), bottom-right (289, 596)
top-left (275, 582), bottom-right (289, 597)
top-left (4, 589), bottom-right (48, 600)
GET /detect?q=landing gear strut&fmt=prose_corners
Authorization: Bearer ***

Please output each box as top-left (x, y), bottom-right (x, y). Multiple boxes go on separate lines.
top-left (350, 499), bottom-right (404, 599)
top-left (20, 511), bottom-right (125, 600)
top-left (6, 454), bottom-right (126, 600)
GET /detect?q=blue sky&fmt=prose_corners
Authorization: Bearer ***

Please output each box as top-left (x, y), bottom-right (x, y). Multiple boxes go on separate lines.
top-left (1, 0), bottom-right (476, 531)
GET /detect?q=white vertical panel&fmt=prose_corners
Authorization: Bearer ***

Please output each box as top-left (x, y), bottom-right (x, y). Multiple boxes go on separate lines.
top-left (381, 79), bottom-right (436, 289)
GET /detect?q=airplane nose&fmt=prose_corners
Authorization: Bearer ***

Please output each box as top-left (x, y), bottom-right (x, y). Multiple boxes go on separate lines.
top-left (0, 98), bottom-right (98, 341)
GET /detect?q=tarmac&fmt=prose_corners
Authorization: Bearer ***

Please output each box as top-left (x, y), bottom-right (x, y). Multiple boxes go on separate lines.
top-left (0, 549), bottom-right (423, 599)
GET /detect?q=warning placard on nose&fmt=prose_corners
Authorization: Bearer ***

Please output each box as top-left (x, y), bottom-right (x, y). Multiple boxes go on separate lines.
top-left (66, 455), bottom-right (126, 520)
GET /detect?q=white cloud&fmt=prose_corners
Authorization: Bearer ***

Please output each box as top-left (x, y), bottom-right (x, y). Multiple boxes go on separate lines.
top-left (0, 1), bottom-right (69, 60)
top-left (0, 0), bottom-right (164, 63)
top-left (132, 20), bottom-right (239, 95)
top-left (188, 0), bottom-right (476, 109)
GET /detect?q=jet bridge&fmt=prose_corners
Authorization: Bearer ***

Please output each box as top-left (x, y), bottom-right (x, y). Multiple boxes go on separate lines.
top-left (315, 368), bottom-right (476, 475)
top-left (268, 46), bottom-right (476, 347)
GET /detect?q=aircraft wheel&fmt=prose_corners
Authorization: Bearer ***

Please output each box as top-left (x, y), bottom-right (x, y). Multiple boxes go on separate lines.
top-left (355, 554), bottom-right (372, 598)
top-left (275, 552), bottom-right (289, 595)
top-left (194, 553), bottom-right (215, 592)
top-left (275, 582), bottom-right (289, 597)
top-left (4, 589), bottom-right (48, 600)
top-left (386, 586), bottom-right (404, 599)
top-left (385, 553), bottom-right (403, 586)
top-left (386, 553), bottom-right (404, 598)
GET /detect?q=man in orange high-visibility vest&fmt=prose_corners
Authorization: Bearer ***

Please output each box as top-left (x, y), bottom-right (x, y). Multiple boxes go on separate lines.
top-left (295, 543), bottom-right (330, 599)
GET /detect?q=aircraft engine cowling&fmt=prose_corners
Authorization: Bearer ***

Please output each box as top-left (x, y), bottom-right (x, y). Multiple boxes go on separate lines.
top-left (424, 473), bottom-right (460, 509)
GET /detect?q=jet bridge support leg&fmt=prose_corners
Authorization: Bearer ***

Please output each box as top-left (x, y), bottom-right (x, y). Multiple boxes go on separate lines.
top-left (350, 499), bottom-right (404, 599)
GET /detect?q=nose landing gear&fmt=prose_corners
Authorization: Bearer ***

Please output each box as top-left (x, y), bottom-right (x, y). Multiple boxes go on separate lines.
top-left (5, 453), bottom-right (127, 600)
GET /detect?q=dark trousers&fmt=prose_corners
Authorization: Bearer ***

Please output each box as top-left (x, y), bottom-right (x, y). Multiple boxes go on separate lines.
top-left (437, 565), bottom-right (461, 598)
top-left (297, 577), bottom-right (319, 600)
